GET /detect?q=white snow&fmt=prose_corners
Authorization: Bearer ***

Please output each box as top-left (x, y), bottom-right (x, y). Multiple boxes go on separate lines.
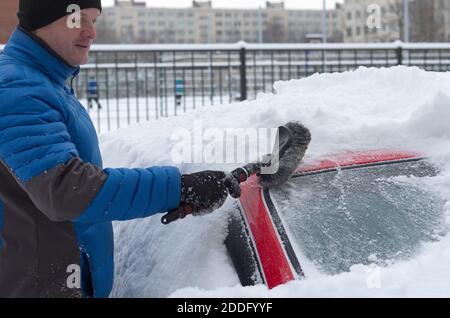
top-left (101, 65), bottom-right (450, 298)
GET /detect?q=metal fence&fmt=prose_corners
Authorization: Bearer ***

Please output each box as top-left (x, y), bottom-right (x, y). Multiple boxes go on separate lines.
top-left (3, 42), bottom-right (450, 132)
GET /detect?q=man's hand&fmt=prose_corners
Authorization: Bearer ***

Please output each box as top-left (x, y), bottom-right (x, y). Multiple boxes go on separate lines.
top-left (180, 171), bottom-right (241, 216)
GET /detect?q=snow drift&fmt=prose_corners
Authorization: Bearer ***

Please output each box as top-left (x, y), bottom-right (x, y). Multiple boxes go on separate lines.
top-left (101, 66), bottom-right (450, 297)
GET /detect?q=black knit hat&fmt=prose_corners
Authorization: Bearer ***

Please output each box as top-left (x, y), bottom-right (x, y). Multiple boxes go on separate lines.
top-left (18, 0), bottom-right (102, 31)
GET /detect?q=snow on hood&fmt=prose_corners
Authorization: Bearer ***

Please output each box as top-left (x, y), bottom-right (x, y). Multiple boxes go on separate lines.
top-left (102, 66), bottom-right (450, 297)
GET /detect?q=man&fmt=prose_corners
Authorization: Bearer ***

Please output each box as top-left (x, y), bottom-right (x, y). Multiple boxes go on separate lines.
top-left (0, 0), bottom-right (240, 298)
top-left (87, 77), bottom-right (102, 109)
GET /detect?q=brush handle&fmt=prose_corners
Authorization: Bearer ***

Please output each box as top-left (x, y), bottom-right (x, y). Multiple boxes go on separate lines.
top-left (231, 162), bottom-right (262, 184)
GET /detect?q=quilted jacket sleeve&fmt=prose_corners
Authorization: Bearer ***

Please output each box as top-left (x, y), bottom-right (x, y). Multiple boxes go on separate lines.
top-left (0, 82), bottom-right (181, 224)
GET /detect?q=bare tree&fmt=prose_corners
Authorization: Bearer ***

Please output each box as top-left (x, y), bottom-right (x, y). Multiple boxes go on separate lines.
top-left (263, 21), bottom-right (287, 43)
top-left (386, 0), bottom-right (404, 41)
top-left (386, 0), bottom-right (444, 42)
top-left (96, 22), bottom-right (119, 44)
top-left (410, 0), bottom-right (444, 42)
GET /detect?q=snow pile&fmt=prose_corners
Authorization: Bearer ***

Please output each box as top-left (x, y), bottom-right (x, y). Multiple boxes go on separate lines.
top-left (103, 66), bottom-right (450, 297)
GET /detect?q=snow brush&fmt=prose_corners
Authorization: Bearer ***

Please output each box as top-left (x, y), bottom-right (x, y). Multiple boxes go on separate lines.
top-left (161, 121), bottom-right (311, 224)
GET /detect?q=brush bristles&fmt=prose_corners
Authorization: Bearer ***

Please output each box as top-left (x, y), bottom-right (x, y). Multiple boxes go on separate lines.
top-left (260, 121), bottom-right (311, 188)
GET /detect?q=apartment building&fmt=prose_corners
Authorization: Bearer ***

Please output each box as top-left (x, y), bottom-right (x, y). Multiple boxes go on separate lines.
top-left (342, 0), bottom-right (450, 42)
top-left (98, 0), bottom-right (344, 44)
top-left (343, 0), bottom-right (391, 42)
top-left (0, 0), bottom-right (19, 44)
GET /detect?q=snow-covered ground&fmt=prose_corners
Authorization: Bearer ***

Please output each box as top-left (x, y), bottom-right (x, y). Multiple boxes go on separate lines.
top-left (81, 96), bottom-right (232, 133)
top-left (100, 66), bottom-right (450, 298)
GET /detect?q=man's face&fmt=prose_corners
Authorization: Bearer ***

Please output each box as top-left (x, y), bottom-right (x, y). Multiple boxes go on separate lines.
top-left (34, 8), bottom-right (100, 67)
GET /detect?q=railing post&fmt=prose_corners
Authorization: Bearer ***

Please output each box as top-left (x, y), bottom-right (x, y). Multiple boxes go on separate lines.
top-left (396, 43), bottom-right (403, 65)
top-left (239, 47), bottom-right (247, 101)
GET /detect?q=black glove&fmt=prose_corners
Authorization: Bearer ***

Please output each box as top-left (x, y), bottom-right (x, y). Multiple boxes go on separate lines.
top-left (180, 171), bottom-right (241, 216)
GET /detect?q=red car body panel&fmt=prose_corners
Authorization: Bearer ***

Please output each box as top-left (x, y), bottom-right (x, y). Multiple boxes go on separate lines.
top-left (239, 177), bottom-right (295, 289)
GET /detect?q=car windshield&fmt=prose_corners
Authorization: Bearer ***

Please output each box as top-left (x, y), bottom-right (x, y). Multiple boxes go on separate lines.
top-left (269, 159), bottom-right (447, 275)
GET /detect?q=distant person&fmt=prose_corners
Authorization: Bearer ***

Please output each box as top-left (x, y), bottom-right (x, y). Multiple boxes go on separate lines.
top-left (87, 77), bottom-right (102, 109)
top-left (0, 0), bottom-right (240, 298)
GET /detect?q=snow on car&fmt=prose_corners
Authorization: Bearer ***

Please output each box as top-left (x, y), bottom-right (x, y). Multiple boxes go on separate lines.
top-left (104, 66), bottom-right (450, 297)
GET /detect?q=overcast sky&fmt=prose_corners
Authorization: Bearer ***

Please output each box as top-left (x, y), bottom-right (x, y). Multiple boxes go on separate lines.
top-left (103, 0), bottom-right (343, 9)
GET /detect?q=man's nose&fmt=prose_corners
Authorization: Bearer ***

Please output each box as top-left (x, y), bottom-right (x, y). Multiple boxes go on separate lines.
top-left (82, 21), bottom-right (97, 40)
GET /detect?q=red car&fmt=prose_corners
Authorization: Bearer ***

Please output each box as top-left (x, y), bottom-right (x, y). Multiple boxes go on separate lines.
top-left (226, 150), bottom-right (445, 289)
